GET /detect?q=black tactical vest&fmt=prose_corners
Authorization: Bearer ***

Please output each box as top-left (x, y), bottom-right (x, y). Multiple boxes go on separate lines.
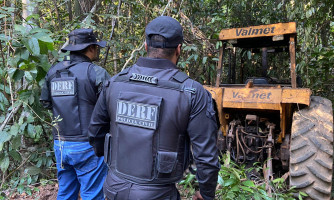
top-left (105, 65), bottom-right (196, 185)
top-left (48, 61), bottom-right (97, 141)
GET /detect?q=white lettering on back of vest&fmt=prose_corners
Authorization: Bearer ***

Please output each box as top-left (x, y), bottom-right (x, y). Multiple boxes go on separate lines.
top-left (116, 100), bottom-right (159, 129)
top-left (51, 80), bottom-right (75, 96)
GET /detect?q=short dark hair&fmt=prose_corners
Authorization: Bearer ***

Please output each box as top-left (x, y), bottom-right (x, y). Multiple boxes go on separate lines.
top-left (147, 35), bottom-right (176, 59)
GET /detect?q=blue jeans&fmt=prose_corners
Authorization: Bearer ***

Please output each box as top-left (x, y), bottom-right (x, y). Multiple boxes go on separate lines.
top-left (54, 140), bottom-right (107, 200)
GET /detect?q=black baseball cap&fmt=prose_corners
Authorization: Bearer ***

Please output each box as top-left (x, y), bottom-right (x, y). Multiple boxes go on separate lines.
top-left (61, 28), bottom-right (106, 52)
top-left (145, 16), bottom-right (183, 48)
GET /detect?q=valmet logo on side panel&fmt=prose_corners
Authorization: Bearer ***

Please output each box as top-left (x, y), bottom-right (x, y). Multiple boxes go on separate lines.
top-left (232, 91), bottom-right (272, 100)
top-left (236, 27), bottom-right (276, 36)
top-left (224, 88), bottom-right (281, 104)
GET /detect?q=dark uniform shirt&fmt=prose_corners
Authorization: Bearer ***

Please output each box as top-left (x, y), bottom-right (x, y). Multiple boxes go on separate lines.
top-left (89, 57), bottom-right (219, 200)
top-left (40, 53), bottom-right (111, 141)
top-left (40, 53), bottom-right (111, 109)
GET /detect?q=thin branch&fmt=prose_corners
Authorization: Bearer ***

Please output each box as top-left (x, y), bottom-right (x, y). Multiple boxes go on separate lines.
top-left (18, 100), bottom-right (54, 127)
top-left (0, 154), bottom-right (32, 188)
top-left (0, 41), bottom-right (6, 67)
top-left (161, 0), bottom-right (172, 16)
top-left (137, 0), bottom-right (146, 8)
top-left (4, 0), bottom-right (6, 36)
top-left (121, 43), bottom-right (145, 71)
top-left (121, 0), bottom-right (173, 70)
top-left (52, 0), bottom-right (62, 30)
top-left (103, 0), bottom-right (122, 67)
top-left (0, 103), bottom-right (22, 132)
top-left (58, 0), bottom-right (102, 53)
top-left (8, 75), bottom-right (15, 110)
top-left (68, 0), bottom-right (72, 21)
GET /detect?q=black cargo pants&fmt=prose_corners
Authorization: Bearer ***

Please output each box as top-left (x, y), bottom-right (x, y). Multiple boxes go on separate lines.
top-left (104, 171), bottom-right (181, 200)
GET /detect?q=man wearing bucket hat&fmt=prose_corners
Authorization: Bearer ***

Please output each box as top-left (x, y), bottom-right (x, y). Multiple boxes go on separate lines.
top-left (40, 28), bottom-right (110, 200)
top-left (88, 16), bottom-right (219, 200)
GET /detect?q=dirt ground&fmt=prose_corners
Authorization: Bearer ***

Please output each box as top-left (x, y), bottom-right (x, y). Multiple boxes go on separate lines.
top-left (5, 184), bottom-right (58, 200)
top-left (4, 183), bottom-right (191, 199)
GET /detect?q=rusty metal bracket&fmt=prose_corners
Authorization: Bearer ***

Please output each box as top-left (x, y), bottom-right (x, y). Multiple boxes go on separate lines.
top-left (280, 133), bottom-right (290, 170)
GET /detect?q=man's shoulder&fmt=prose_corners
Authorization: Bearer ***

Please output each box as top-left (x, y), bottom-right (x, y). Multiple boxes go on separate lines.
top-left (46, 61), bottom-right (65, 76)
top-left (185, 78), bottom-right (206, 92)
top-left (90, 64), bottom-right (111, 76)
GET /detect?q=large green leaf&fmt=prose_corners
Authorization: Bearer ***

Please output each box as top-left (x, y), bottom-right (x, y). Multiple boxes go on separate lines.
top-left (34, 32), bottom-right (53, 43)
top-left (0, 154), bottom-right (9, 172)
top-left (15, 48), bottom-right (30, 61)
top-left (0, 34), bottom-right (10, 42)
top-left (20, 62), bottom-right (36, 71)
top-left (25, 71), bottom-right (34, 82)
top-left (26, 14), bottom-right (40, 21)
top-left (36, 66), bottom-right (47, 82)
top-left (22, 37), bottom-right (40, 56)
top-left (14, 25), bottom-right (27, 35)
top-left (13, 69), bottom-right (25, 81)
top-left (240, 186), bottom-right (253, 193)
top-left (10, 124), bottom-right (20, 136)
top-left (27, 124), bottom-right (35, 138)
top-left (39, 40), bottom-right (54, 54)
top-left (0, 92), bottom-right (9, 106)
top-left (9, 150), bottom-right (22, 162)
top-left (18, 90), bottom-right (33, 102)
top-left (34, 125), bottom-right (42, 140)
top-left (26, 113), bottom-right (35, 124)
top-left (242, 180), bottom-right (255, 187)
top-left (223, 179), bottom-right (235, 187)
top-left (38, 54), bottom-right (51, 72)
top-left (24, 166), bottom-right (41, 176)
top-left (0, 131), bottom-right (11, 151)
top-left (11, 135), bottom-right (21, 150)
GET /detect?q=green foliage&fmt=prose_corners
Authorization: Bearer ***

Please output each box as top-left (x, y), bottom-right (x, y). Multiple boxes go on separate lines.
top-left (216, 154), bottom-right (305, 200)
top-left (178, 172), bottom-right (197, 198)
top-left (0, 1), bottom-right (56, 196)
top-left (0, 0), bottom-right (333, 197)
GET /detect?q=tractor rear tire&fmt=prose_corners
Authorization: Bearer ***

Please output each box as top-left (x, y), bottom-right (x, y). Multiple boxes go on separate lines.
top-left (290, 96), bottom-right (333, 200)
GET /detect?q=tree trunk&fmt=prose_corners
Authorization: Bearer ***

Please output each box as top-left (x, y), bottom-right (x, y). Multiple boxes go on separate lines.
top-left (68, 0), bottom-right (73, 21)
top-left (74, 0), bottom-right (82, 19)
top-left (22, 0), bottom-right (32, 29)
top-left (74, 0), bottom-right (96, 20)
top-left (52, 0), bottom-right (62, 30)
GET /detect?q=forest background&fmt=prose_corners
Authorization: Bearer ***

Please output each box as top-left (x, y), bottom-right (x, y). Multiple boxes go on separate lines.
top-left (0, 0), bottom-right (333, 199)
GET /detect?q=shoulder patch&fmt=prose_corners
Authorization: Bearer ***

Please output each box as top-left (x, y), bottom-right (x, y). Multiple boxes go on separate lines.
top-left (130, 73), bottom-right (158, 84)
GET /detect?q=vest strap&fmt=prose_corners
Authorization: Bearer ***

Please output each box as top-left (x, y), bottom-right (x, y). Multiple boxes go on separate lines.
top-left (47, 61), bottom-right (84, 82)
top-left (114, 75), bottom-right (184, 91)
top-left (118, 67), bottom-right (131, 76)
top-left (172, 71), bottom-right (189, 83)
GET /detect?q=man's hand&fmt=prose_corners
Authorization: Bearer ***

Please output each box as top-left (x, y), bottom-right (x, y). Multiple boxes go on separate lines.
top-left (192, 191), bottom-right (204, 200)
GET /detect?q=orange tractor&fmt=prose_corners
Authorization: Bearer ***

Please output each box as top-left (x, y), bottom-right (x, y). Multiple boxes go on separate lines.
top-left (204, 22), bottom-right (333, 199)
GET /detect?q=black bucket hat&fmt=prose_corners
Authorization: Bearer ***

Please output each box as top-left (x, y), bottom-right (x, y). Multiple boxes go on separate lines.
top-left (61, 28), bottom-right (106, 52)
top-left (145, 16), bottom-right (183, 48)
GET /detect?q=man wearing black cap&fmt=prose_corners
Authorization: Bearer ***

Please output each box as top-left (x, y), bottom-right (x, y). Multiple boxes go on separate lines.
top-left (40, 28), bottom-right (110, 200)
top-left (88, 16), bottom-right (220, 200)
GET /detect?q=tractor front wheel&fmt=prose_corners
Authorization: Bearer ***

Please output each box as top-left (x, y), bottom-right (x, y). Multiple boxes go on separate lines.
top-left (290, 96), bottom-right (333, 200)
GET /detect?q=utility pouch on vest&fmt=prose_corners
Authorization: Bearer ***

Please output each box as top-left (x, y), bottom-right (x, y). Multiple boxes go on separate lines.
top-left (115, 91), bottom-right (162, 181)
top-left (157, 151), bottom-right (178, 174)
top-left (50, 69), bottom-right (81, 137)
top-left (104, 133), bottom-right (112, 167)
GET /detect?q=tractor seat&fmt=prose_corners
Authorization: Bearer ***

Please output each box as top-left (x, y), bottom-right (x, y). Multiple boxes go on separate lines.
top-left (245, 77), bottom-right (270, 85)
